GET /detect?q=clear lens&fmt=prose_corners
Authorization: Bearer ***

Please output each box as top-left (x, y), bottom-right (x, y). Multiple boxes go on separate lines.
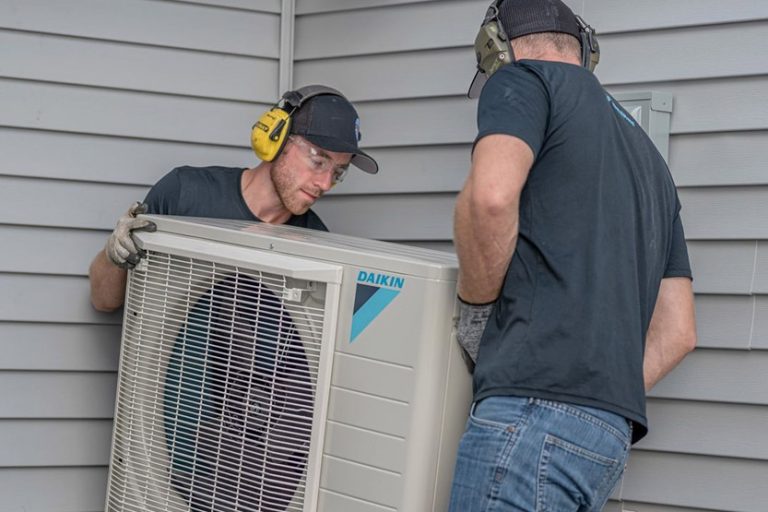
top-left (289, 136), bottom-right (349, 184)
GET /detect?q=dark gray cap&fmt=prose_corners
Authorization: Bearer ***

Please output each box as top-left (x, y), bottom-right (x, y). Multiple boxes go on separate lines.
top-left (290, 94), bottom-right (378, 174)
top-left (497, 0), bottom-right (579, 40)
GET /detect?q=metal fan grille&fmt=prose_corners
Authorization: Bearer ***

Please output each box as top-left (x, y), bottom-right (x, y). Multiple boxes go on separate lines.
top-left (107, 250), bottom-right (328, 512)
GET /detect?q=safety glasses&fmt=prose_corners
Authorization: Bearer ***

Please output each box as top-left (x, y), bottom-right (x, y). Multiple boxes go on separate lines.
top-left (288, 136), bottom-right (349, 184)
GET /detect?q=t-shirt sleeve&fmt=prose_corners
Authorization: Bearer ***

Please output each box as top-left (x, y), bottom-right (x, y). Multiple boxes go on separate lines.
top-left (143, 168), bottom-right (182, 215)
top-left (664, 208), bottom-right (692, 280)
top-left (475, 65), bottom-right (550, 157)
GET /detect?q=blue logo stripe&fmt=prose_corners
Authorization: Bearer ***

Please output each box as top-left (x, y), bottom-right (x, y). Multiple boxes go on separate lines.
top-left (606, 94), bottom-right (637, 127)
top-left (350, 287), bottom-right (400, 342)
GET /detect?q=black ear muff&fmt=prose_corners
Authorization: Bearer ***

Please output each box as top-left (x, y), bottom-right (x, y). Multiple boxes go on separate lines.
top-left (575, 15), bottom-right (600, 71)
top-left (250, 85), bottom-right (346, 162)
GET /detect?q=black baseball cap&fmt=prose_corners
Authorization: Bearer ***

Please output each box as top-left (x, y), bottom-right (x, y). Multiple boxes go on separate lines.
top-left (290, 94), bottom-right (378, 174)
top-left (469, 0), bottom-right (582, 98)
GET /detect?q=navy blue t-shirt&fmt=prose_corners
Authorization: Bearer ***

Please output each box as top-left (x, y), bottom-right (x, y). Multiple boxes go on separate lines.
top-left (472, 61), bottom-right (692, 443)
top-left (143, 166), bottom-right (328, 231)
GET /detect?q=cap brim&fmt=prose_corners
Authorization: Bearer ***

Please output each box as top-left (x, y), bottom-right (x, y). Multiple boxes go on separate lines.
top-left (468, 70), bottom-right (488, 99)
top-left (350, 153), bottom-right (378, 174)
top-left (303, 134), bottom-right (379, 174)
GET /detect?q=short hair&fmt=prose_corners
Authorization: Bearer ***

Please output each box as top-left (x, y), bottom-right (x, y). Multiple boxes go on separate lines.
top-left (511, 32), bottom-right (581, 62)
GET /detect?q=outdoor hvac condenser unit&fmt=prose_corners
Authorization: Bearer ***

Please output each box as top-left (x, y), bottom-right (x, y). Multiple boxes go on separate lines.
top-left (106, 215), bottom-right (471, 512)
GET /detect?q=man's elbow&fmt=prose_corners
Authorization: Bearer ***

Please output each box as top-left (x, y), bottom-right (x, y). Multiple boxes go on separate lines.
top-left (468, 188), bottom-right (518, 220)
top-left (90, 295), bottom-right (122, 313)
top-left (682, 328), bottom-right (698, 355)
top-left (673, 321), bottom-right (697, 359)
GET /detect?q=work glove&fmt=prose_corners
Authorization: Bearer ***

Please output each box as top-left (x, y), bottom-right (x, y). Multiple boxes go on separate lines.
top-left (456, 298), bottom-right (493, 373)
top-left (105, 202), bottom-right (157, 269)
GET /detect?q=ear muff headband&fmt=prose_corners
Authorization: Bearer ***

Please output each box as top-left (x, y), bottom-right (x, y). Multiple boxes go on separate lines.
top-left (251, 85), bottom-right (345, 162)
top-left (474, 1), bottom-right (600, 79)
top-left (575, 15), bottom-right (600, 71)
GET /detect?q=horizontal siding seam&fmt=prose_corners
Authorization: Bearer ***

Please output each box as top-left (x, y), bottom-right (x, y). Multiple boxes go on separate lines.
top-left (0, 125), bottom-right (251, 150)
top-left (0, 172), bottom-right (159, 188)
top-left (0, 124), bottom-right (251, 150)
top-left (0, 26), bottom-right (280, 60)
top-left (296, 0), bottom-right (441, 16)
top-left (626, 447), bottom-right (768, 463)
top-left (293, 43), bottom-right (471, 62)
top-left (154, 0), bottom-right (281, 15)
top-left (0, 270), bottom-right (92, 279)
top-left (0, 463), bottom-right (109, 469)
top-left (0, 222), bottom-right (111, 234)
top-left (592, 17), bottom-right (768, 36)
top-left (0, 76), bottom-right (272, 105)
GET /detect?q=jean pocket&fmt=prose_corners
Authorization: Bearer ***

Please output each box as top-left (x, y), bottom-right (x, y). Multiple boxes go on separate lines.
top-left (468, 400), bottom-right (519, 432)
top-left (536, 434), bottom-right (627, 512)
top-left (536, 400), bottom-right (631, 445)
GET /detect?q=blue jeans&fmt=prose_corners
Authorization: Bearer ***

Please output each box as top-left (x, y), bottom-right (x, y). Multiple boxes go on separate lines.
top-left (449, 396), bottom-right (632, 512)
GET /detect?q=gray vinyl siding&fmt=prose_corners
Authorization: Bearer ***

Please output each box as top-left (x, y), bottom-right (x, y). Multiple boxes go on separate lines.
top-left (3, 0), bottom-right (767, 510)
top-left (296, 1), bottom-right (768, 511)
top-left (0, 0), bottom-right (281, 510)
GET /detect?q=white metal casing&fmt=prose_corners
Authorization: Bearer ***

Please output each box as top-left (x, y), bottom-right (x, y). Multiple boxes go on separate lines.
top-left (106, 215), bottom-right (472, 512)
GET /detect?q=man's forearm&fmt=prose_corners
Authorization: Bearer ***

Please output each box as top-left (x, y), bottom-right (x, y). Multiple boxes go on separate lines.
top-left (643, 328), bottom-right (695, 391)
top-left (89, 249), bottom-right (128, 312)
top-left (454, 135), bottom-right (533, 304)
top-left (644, 341), bottom-right (688, 391)
top-left (454, 183), bottom-right (518, 303)
top-left (643, 277), bottom-right (697, 391)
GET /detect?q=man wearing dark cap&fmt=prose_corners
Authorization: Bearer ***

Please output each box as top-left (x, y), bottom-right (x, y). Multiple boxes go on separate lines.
top-left (89, 85), bottom-right (377, 312)
top-left (450, 1), bottom-right (697, 510)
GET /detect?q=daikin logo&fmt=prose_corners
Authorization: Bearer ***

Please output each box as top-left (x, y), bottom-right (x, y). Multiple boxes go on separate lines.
top-left (357, 270), bottom-right (405, 289)
top-left (350, 270), bottom-right (405, 342)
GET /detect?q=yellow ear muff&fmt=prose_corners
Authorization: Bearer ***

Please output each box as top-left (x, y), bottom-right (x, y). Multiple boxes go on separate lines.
top-left (251, 107), bottom-right (291, 162)
top-left (251, 85), bottom-right (347, 162)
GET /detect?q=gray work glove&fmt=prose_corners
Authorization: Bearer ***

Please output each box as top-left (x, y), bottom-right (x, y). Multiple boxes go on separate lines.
top-left (456, 298), bottom-right (493, 373)
top-left (105, 202), bottom-right (156, 269)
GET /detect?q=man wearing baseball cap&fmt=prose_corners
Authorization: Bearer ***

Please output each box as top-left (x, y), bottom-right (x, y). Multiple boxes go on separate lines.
top-left (450, 1), bottom-right (696, 510)
top-left (90, 85), bottom-right (378, 312)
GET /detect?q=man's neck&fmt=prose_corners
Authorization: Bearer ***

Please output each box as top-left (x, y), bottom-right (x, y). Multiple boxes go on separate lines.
top-left (240, 163), bottom-right (292, 224)
top-left (514, 49), bottom-right (581, 67)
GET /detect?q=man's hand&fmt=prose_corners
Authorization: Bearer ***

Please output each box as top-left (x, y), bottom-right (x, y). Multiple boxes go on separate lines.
top-left (456, 299), bottom-right (493, 372)
top-left (105, 202), bottom-right (157, 269)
